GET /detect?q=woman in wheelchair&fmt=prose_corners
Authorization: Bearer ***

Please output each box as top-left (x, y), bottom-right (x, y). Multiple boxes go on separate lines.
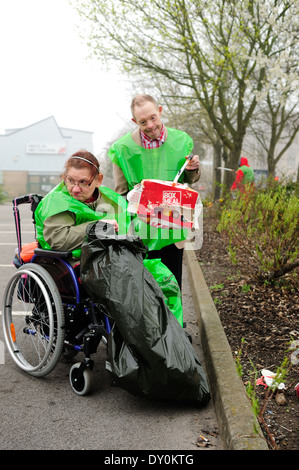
top-left (3, 150), bottom-right (210, 403)
top-left (2, 150), bottom-right (131, 395)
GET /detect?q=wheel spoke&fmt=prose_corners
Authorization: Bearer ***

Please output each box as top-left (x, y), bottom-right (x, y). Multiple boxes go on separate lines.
top-left (2, 264), bottom-right (65, 377)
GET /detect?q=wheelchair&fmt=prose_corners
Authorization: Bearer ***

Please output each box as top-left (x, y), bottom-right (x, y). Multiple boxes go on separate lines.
top-left (2, 194), bottom-right (112, 396)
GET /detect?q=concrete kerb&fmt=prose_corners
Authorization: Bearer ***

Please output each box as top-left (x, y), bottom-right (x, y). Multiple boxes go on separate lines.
top-left (184, 246), bottom-right (268, 450)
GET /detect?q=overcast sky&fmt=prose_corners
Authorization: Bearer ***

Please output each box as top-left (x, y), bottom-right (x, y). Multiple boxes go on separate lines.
top-left (0, 0), bottom-right (134, 155)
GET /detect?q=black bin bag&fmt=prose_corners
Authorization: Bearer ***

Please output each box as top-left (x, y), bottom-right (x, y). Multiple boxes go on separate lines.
top-left (80, 221), bottom-right (210, 406)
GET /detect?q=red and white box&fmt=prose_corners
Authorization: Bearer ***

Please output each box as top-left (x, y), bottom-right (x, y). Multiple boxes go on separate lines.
top-left (128, 179), bottom-right (202, 229)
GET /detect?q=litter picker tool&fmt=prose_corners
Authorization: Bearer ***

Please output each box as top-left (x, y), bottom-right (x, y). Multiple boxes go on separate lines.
top-left (173, 154), bottom-right (194, 184)
top-left (215, 167), bottom-right (235, 172)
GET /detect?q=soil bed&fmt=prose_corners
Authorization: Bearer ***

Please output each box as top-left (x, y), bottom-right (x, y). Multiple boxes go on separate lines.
top-left (195, 209), bottom-right (298, 451)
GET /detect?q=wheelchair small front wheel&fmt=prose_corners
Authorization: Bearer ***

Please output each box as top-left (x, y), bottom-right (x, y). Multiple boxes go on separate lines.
top-left (69, 362), bottom-right (93, 396)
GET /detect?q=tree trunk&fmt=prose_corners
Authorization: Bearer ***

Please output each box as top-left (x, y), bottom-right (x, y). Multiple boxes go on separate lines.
top-left (223, 150), bottom-right (241, 190)
top-left (213, 141), bottom-right (222, 201)
top-left (267, 147), bottom-right (276, 178)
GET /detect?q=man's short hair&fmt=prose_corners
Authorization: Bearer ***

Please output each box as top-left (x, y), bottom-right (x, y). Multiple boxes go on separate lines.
top-left (130, 94), bottom-right (159, 118)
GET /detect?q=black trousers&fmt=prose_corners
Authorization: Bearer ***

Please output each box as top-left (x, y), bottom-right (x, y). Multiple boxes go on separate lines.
top-left (147, 243), bottom-right (184, 289)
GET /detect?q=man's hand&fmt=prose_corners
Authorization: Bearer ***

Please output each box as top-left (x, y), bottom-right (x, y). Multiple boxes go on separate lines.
top-left (105, 219), bottom-right (119, 232)
top-left (185, 154), bottom-right (200, 171)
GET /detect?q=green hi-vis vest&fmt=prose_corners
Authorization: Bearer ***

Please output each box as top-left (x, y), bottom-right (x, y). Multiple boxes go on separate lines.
top-left (34, 182), bottom-right (131, 258)
top-left (240, 165), bottom-right (255, 184)
top-left (108, 127), bottom-right (194, 251)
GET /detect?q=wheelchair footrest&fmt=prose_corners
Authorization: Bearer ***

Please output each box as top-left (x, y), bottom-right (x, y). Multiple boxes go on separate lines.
top-left (83, 320), bottom-right (108, 354)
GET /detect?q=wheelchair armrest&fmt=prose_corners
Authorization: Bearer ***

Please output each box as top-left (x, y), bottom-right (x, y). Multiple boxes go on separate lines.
top-left (34, 247), bottom-right (73, 260)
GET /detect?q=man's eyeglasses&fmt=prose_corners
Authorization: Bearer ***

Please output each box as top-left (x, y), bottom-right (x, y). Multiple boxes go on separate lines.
top-left (64, 176), bottom-right (95, 188)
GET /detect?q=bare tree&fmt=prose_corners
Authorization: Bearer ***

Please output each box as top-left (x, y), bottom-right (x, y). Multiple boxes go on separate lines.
top-left (250, 97), bottom-right (299, 177)
top-left (74, 0), bottom-right (299, 187)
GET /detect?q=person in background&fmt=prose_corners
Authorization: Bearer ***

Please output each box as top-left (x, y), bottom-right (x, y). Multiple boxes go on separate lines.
top-left (231, 156), bottom-right (255, 192)
top-left (108, 94), bottom-right (201, 288)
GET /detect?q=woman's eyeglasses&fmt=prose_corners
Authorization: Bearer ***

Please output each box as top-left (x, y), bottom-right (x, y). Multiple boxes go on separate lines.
top-left (64, 176), bottom-right (95, 189)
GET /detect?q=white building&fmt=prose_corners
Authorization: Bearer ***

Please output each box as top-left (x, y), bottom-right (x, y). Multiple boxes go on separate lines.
top-left (0, 116), bottom-right (93, 198)
top-left (242, 132), bottom-right (299, 183)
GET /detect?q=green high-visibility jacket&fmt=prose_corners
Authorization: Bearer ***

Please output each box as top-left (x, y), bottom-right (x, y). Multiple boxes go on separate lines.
top-left (108, 127), bottom-right (194, 250)
top-left (240, 165), bottom-right (255, 184)
top-left (34, 182), bottom-right (130, 258)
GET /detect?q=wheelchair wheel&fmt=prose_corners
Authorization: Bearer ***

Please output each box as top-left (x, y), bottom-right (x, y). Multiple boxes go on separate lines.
top-left (2, 263), bottom-right (65, 377)
top-left (69, 362), bottom-right (93, 396)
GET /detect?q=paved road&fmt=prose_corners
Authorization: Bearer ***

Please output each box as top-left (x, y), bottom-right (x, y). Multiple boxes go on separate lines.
top-left (0, 202), bottom-right (220, 452)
